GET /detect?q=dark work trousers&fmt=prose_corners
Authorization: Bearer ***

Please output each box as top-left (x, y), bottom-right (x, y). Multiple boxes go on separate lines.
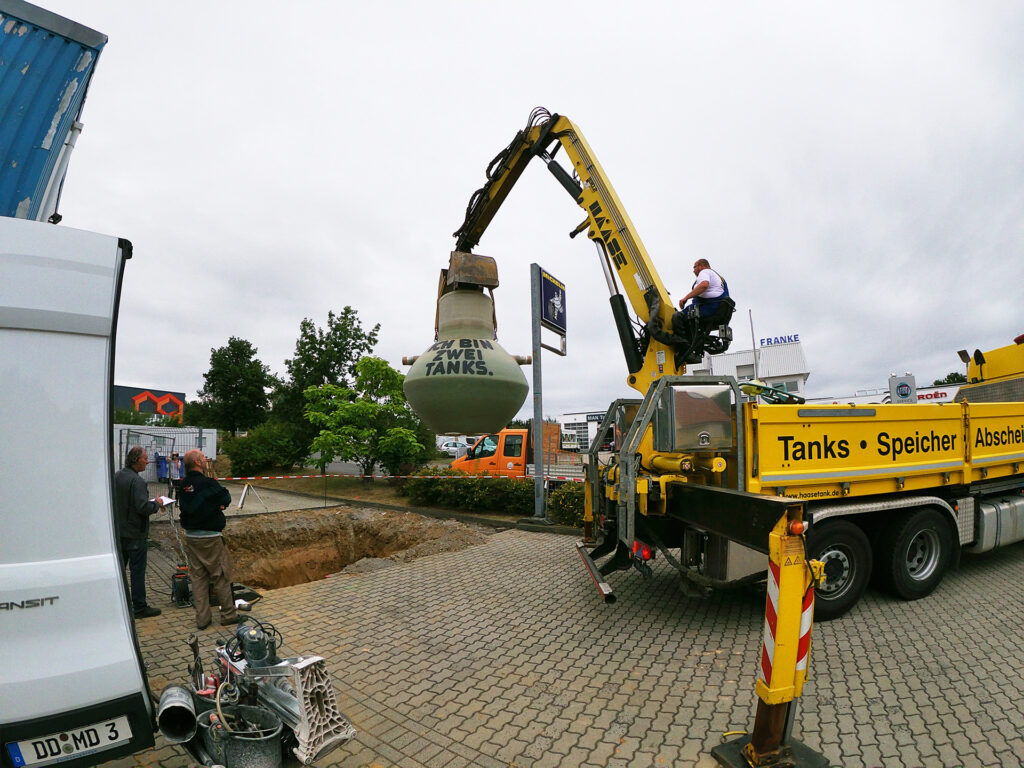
top-left (120, 538), bottom-right (149, 612)
top-left (184, 535), bottom-right (238, 628)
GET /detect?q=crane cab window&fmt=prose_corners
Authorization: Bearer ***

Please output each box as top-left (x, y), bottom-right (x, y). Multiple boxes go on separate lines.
top-left (473, 435), bottom-right (499, 459)
top-left (504, 435), bottom-right (524, 457)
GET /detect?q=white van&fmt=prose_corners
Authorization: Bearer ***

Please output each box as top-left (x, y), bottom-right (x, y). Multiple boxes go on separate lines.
top-left (0, 218), bottom-right (155, 766)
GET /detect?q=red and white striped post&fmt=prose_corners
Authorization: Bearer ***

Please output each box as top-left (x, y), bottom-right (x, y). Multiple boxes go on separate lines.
top-left (713, 508), bottom-right (827, 768)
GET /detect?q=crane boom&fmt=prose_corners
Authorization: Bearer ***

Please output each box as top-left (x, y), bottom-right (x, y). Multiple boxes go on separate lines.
top-left (452, 107), bottom-right (710, 391)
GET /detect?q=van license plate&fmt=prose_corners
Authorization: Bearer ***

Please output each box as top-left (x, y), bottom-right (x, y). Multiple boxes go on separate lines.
top-left (5, 715), bottom-right (132, 767)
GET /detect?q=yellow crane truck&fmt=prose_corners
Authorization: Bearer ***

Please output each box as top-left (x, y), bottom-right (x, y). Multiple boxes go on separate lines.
top-left (438, 107), bottom-right (1024, 621)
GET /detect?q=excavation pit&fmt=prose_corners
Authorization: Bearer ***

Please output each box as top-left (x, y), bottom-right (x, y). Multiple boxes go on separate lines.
top-left (155, 506), bottom-right (491, 590)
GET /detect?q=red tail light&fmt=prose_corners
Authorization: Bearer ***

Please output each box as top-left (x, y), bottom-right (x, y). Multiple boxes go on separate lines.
top-left (632, 540), bottom-right (653, 561)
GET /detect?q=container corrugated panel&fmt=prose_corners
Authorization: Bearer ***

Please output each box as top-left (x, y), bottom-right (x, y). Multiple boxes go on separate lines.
top-left (0, 0), bottom-right (106, 220)
top-left (756, 342), bottom-right (809, 378)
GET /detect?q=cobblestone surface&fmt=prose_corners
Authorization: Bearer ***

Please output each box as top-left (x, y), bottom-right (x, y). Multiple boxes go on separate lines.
top-left (111, 508), bottom-right (1024, 768)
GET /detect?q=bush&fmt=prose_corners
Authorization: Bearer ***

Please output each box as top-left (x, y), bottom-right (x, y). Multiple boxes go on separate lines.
top-left (403, 467), bottom-right (468, 507)
top-left (547, 482), bottom-right (585, 528)
top-left (222, 421), bottom-right (297, 476)
top-left (402, 469), bottom-right (533, 515)
top-left (465, 477), bottom-right (533, 514)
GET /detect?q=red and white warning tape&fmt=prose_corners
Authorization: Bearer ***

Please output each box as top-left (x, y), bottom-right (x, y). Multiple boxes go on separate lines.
top-left (215, 472), bottom-right (584, 483)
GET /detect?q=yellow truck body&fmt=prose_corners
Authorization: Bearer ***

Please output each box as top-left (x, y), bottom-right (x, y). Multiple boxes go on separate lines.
top-left (746, 401), bottom-right (1024, 500)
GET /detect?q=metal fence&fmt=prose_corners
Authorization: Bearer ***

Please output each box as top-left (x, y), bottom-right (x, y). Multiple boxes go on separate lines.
top-left (113, 425), bottom-right (217, 482)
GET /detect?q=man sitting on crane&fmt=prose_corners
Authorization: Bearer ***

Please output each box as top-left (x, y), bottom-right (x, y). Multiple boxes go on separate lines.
top-left (678, 258), bottom-right (729, 321)
top-left (664, 258), bottom-right (735, 362)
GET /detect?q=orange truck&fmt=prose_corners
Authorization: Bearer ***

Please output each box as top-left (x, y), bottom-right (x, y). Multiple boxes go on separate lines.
top-left (451, 428), bottom-right (586, 485)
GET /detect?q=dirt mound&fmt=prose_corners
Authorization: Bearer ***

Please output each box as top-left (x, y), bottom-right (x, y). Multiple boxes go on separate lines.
top-left (155, 506), bottom-right (490, 590)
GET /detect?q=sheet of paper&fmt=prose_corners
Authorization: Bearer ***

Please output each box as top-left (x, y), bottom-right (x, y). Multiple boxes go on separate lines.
top-left (151, 495), bottom-right (176, 506)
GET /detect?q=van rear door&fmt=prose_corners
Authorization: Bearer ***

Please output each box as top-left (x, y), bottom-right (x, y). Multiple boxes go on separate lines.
top-left (0, 218), bottom-right (155, 767)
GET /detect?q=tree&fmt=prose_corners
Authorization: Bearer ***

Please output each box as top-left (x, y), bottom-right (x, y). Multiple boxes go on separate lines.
top-left (272, 308), bottom-right (381, 459)
top-left (196, 337), bottom-right (273, 436)
top-left (285, 307), bottom-right (380, 393)
top-left (304, 356), bottom-right (432, 481)
top-left (180, 399), bottom-right (215, 427)
top-left (933, 371), bottom-right (967, 386)
top-left (222, 422), bottom-right (296, 476)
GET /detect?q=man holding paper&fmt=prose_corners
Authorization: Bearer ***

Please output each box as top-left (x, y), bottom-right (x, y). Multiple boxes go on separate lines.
top-left (113, 446), bottom-right (166, 618)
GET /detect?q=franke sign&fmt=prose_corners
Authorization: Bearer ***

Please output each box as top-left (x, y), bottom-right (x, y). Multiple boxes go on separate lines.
top-left (760, 334), bottom-right (800, 346)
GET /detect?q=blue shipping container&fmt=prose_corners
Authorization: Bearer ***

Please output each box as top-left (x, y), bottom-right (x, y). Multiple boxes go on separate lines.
top-left (0, 0), bottom-right (106, 220)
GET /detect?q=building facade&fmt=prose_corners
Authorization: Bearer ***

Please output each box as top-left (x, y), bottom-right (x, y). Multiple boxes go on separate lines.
top-left (686, 340), bottom-right (810, 397)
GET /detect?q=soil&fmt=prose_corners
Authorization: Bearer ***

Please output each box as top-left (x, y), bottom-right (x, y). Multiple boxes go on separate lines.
top-left (153, 505), bottom-right (491, 590)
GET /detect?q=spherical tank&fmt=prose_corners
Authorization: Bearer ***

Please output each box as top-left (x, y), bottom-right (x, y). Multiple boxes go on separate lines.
top-left (404, 289), bottom-right (528, 434)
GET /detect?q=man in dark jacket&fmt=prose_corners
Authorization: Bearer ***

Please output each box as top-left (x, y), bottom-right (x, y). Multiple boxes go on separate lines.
top-left (178, 449), bottom-right (238, 630)
top-left (113, 446), bottom-right (165, 618)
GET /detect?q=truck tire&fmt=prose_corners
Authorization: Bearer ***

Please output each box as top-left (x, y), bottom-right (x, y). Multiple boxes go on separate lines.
top-left (805, 519), bottom-right (872, 621)
top-left (876, 507), bottom-right (953, 601)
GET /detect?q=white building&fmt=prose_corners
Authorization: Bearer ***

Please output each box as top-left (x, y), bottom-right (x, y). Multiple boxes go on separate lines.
top-left (558, 340), bottom-right (812, 449)
top-left (805, 383), bottom-right (960, 406)
top-left (686, 340), bottom-right (810, 398)
top-left (558, 411), bottom-right (612, 452)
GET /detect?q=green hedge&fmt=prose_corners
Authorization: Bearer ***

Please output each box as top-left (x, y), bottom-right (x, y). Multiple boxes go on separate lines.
top-left (402, 469), bottom-right (586, 525)
top-left (403, 468), bottom-right (533, 515)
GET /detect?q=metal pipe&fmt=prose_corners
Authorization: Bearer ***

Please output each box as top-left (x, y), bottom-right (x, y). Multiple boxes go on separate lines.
top-left (747, 699), bottom-right (789, 760)
top-left (749, 309), bottom-right (759, 380)
top-left (38, 120), bottom-right (83, 222)
top-left (594, 241), bottom-right (617, 295)
top-left (157, 685), bottom-right (197, 744)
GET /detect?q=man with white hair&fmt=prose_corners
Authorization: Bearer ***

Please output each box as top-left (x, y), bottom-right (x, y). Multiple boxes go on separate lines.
top-left (178, 449), bottom-right (238, 630)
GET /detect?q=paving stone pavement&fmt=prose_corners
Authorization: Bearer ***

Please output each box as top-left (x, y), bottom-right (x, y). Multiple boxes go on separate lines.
top-left (111, 515), bottom-right (1024, 768)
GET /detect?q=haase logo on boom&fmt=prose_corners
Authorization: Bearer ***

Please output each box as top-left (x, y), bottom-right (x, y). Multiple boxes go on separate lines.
top-left (589, 201), bottom-right (628, 269)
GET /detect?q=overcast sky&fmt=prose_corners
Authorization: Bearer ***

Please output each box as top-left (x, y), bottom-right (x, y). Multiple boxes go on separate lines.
top-left (39, 1), bottom-right (1024, 419)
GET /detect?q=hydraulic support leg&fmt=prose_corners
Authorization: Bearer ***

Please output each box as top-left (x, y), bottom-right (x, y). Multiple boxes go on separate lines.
top-left (713, 511), bottom-right (828, 768)
top-left (583, 482), bottom-right (596, 542)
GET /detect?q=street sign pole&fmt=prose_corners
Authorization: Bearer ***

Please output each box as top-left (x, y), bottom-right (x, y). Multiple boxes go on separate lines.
top-left (530, 264), bottom-right (545, 519)
top-left (529, 263), bottom-right (567, 521)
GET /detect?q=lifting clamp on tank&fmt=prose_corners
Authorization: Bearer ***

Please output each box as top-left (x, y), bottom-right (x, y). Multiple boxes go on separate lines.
top-left (403, 251), bottom-right (531, 435)
top-left (713, 509), bottom-right (829, 768)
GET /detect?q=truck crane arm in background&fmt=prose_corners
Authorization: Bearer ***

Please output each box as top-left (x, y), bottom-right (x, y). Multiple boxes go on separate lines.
top-left (452, 107), bottom-right (734, 393)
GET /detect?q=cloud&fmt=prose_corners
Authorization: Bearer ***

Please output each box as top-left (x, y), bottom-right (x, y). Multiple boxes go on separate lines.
top-left (38, 0), bottom-right (1024, 416)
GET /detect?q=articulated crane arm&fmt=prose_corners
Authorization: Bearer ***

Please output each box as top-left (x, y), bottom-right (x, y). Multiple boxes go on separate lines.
top-left (453, 107), bottom-right (724, 394)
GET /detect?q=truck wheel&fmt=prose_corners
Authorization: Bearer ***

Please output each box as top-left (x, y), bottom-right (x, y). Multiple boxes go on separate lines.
top-left (805, 520), bottom-right (872, 621)
top-left (876, 508), bottom-right (953, 601)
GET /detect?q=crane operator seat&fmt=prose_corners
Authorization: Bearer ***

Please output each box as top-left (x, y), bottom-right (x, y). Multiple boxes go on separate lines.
top-left (643, 285), bottom-right (736, 368)
top-left (671, 287), bottom-right (736, 364)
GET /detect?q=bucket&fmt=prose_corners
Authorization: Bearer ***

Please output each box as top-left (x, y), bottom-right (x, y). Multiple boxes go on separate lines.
top-left (198, 704), bottom-right (282, 768)
top-left (157, 685), bottom-right (197, 744)
top-left (171, 565), bottom-right (191, 605)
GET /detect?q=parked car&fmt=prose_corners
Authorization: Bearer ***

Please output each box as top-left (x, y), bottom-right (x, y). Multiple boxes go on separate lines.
top-left (439, 439), bottom-right (473, 458)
